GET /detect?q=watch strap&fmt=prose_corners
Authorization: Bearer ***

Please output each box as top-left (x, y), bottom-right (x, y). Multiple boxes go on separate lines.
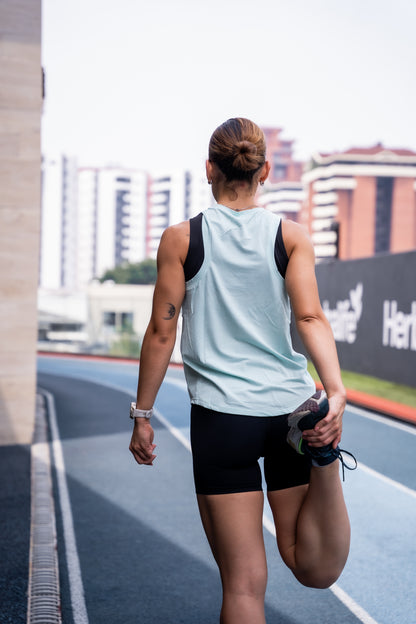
top-left (130, 402), bottom-right (153, 419)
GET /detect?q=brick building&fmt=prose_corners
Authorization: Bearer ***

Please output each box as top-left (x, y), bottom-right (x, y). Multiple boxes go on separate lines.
top-left (260, 127), bottom-right (305, 219)
top-left (300, 145), bottom-right (416, 261)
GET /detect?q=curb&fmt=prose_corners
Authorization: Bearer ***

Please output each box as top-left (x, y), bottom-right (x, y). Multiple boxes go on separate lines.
top-left (315, 381), bottom-right (416, 426)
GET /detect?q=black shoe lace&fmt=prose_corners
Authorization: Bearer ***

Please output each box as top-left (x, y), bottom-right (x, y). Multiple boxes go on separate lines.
top-left (335, 448), bottom-right (358, 481)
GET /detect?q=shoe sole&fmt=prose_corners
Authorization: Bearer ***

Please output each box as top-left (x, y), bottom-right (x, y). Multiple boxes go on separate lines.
top-left (287, 390), bottom-right (329, 453)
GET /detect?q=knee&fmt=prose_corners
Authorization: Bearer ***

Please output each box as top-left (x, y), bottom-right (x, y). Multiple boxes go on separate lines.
top-left (295, 566), bottom-right (342, 589)
top-left (224, 565), bottom-right (267, 599)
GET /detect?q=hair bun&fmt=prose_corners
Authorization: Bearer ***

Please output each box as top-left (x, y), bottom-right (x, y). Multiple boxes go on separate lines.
top-left (232, 140), bottom-right (258, 171)
top-left (208, 118), bottom-right (266, 182)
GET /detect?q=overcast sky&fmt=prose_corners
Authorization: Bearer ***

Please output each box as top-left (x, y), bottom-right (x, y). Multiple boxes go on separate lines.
top-left (41, 0), bottom-right (416, 173)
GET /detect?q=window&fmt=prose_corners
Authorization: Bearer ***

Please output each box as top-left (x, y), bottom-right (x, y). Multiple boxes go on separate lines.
top-left (103, 311), bottom-right (116, 327)
top-left (374, 177), bottom-right (393, 254)
top-left (102, 311), bottom-right (134, 331)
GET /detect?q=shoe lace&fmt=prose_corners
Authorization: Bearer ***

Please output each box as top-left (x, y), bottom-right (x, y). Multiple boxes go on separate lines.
top-left (334, 448), bottom-right (358, 481)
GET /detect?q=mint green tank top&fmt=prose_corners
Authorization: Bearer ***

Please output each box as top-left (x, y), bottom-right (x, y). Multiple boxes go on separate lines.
top-left (180, 204), bottom-right (315, 416)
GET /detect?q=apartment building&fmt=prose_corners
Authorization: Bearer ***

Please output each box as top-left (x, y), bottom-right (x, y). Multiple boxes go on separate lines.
top-left (146, 170), bottom-right (212, 258)
top-left (300, 145), bottom-right (416, 260)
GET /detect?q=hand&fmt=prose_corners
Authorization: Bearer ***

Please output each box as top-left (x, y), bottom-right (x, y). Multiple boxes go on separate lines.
top-left (129, 419), bottom-right (157, 465)
top-left (302, 391), bottom-right (346, 449)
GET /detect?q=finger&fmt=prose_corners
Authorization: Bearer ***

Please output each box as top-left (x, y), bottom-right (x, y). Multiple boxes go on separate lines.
top-left (129, 444), bottom-right (156, 465)
top-left (132, 451), bottom-right (156, 466)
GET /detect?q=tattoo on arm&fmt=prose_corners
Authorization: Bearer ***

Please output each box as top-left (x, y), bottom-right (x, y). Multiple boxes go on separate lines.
top-left (163, 303), bottom-right (176, 320)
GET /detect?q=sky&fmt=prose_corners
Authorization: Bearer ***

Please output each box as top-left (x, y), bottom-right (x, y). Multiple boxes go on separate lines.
top-left (41, 0), bottom-right (416, 173)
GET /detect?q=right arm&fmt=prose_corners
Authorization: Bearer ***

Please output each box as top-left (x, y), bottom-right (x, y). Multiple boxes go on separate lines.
top-left (129, 222), bottom-right (189, 465)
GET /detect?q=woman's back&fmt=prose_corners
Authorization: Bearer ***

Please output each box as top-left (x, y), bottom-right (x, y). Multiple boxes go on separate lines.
top-left (181, 203), bottom-right (315, 416)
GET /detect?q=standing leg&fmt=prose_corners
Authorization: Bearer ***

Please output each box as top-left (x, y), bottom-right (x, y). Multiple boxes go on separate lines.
top-left (268, 461), bottom-right (350, 588)
top-left (197, 491), bottom-right (267, 624)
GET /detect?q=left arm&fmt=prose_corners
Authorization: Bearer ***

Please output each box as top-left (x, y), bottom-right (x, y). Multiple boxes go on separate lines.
top-left (283, 220), bottom-right (346, 449)
top-left (129, 222), bottom-right (189, 465)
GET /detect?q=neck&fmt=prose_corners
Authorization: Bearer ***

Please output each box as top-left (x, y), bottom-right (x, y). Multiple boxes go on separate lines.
top-left (216, 195), bottom-right (258, 213)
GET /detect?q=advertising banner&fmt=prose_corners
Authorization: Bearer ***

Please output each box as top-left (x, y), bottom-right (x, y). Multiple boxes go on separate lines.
top-left (292, 250), bottom-right (416, 388)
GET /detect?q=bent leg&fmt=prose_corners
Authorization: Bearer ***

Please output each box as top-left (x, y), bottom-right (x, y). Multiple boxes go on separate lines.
top-left (268, 461), bottom-right (350, 588)
top-left (197, 491), bottom-right (267, 624)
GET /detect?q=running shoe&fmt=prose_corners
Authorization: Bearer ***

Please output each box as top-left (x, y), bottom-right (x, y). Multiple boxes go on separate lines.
top-left (287, 390), bottom-right (357, 479)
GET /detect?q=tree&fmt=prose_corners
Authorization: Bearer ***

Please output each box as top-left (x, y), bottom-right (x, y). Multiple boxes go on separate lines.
top-left (99, 259), bottom-right (157, 284)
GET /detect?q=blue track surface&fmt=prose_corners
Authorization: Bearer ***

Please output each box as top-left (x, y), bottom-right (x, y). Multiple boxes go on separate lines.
top-left (37, 355), bottom-right (416, 624)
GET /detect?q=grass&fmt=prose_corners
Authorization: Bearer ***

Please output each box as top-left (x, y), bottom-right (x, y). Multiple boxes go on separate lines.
top-left (307, 363), bottom-right (416, 409)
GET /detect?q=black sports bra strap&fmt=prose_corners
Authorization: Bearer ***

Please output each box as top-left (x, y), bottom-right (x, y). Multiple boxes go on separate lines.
top-left (183, 212), bottom-right (205, 281)
top-left (274, 220), bottom-right (289, 278)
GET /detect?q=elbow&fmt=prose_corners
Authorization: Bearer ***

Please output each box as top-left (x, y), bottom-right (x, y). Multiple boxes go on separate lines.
top-left (296, 312), bottom-right (323, 326)
top-left (295, 311), bottom-right (330, 335)
top-left (156, 333), bottom-right (175, 347)
top-left (148, 325), bottom-right (177, 349)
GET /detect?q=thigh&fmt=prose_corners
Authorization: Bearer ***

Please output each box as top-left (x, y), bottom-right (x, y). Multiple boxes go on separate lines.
top-left (267, 485), bottom-right (309, 568)
top-left (263, 414), bottom-right (310, 491)
top-left (197, 491), bottom-right (267, 588)
top-left (190, 405), bottom-right (265, 495)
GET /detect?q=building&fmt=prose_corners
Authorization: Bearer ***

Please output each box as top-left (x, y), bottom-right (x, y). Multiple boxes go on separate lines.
top-left (262, 127), bottom-right (303, 184)
top-left (257, 181), bottom-right (305, 220)
top-left (41, 163), bottom-right (149, 289)
top-left (146, 170), bottom-right (212, 258)
top-left (93, 167), bottom-right (148, 279)
top-left (40, 155), bottom-right (78, 290)
top-left (300, 145), bottom-right (416, 261)
top-left (260, 127), bottom-right (305, 220)
top-left (0, 0), bottom-right (42, 444)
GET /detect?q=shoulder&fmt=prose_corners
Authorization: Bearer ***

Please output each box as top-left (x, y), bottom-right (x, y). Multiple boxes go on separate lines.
top-left (159, 221), bottom-right (190, 265)
top-left (281, 220), bottom-right (314, 259)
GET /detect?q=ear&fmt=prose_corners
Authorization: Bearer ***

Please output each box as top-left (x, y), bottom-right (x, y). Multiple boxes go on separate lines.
top-left (259, 161), bottom-right (271, 184)
top-left (206, 160), bottom-right (214, 183)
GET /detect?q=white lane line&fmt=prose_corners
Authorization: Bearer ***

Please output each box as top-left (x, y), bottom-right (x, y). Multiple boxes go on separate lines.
top-left (154, 407), bottom-right (191, 452)
top-left (42, 389), bottom-right (89, 624)
top-left (261, 511), bottom-right (380, 624)
top-left (358, 462), bottom-right (416, 499)
top-left (347, 404), bottom-right (416, 435)
top-left (330, 584), bottom-right (380, 624)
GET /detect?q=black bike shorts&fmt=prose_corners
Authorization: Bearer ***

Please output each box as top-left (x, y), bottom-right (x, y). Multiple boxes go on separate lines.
top-left (190, 404), bottom-right (311, 495)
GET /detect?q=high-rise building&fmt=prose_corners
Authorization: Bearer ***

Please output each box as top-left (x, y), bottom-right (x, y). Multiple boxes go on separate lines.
top-left (300, 145), bottom-right (416, 261)
top-left (262, 127), bottom-right (303, 184)
top-left (146, 170), bottom-right (212, 258)
top-left (94, 168), bottom-right (148, 279)
top-left (77, 167), bottom-right (98, 289)
top-left (257, 181), bottom-right (306, 220)
top-left (40, 155), bottom-right (79, 289)
top-left (260, 127), bottom-right (305, 220)
top-left (41, 163), bottom-right (148, 289)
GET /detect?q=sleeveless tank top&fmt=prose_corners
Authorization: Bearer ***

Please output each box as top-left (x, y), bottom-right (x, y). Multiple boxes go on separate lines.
top-left (180, 204), bottom-right (315, 416)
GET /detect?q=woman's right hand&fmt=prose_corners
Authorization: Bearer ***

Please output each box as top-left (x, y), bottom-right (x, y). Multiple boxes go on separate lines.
top-left (129, 419), bottom-right (157, 466)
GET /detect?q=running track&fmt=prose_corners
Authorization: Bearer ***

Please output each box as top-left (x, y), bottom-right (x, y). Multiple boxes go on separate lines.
top-left (36, 354), bottom-right (416, 624)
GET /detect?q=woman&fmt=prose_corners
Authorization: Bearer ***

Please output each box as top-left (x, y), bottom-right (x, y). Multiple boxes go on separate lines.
top-left (129, 118), bottom-right (354, 624)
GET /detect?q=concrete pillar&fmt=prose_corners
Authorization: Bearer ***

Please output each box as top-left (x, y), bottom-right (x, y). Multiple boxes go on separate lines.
top-left (0, 1), bottom-right (42, 444)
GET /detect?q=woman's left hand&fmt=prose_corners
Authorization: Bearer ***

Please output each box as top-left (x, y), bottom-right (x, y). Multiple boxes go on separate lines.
top-left (301, 392), bottom-right (346, 449)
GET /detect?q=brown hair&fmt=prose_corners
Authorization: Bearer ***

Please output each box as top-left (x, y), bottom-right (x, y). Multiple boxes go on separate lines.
top-left (208, 118), bottom-right (266, 184)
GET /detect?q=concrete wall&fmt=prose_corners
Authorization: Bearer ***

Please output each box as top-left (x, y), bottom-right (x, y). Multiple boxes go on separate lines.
top-left (0, 1), bottom-right (42, 444)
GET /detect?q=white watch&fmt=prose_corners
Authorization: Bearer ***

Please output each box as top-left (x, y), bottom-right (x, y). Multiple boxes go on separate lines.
top-left (130, 402), bottom-right (153, 419)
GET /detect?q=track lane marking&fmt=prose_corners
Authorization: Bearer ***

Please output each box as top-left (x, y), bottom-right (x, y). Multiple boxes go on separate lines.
top-left (41, 373), bottom-right (394, 624)
top-left (358, 462), bottom-right (416, 498)
top-left (347, 404), bottom-right (416, 435)
top-left (42, 389), bottom-right (89, 624)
